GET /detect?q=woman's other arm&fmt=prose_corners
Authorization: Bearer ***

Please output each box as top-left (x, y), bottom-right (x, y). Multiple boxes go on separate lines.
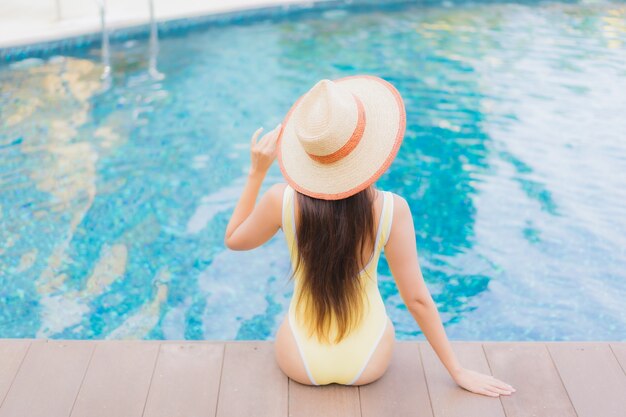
top-left (384, 194), bottom-right (516, 398)
top-left (224, 124), bottom-right (283, 251)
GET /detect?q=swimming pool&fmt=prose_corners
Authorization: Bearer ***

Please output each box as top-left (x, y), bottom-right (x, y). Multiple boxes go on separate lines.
top-left (1, 0), bottom-right (625, 341)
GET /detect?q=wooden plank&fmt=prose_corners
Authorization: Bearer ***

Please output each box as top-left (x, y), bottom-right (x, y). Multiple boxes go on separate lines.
top-left (70, 341), bottom-right (160, 417)
top-left (216, 342), bottom-right (288, 417)
top-left (483, 342), bottom-right (576, 417)
top-left (420, 341), bottom-right (506, 417)
top-left (0, 339), bottom-right (94, 417)
top-left (143, 343), bottom-right (224, 417)
top-left (360, 341), bottom-right (433, 417)
top-left (0, 339), bottom-right (31, 407)
top-left (547, 342), bottom-right (626, 417)
top-left (1, 339), bottom-right (623, 417)
top-left (610, 342), bottom-right (626, 374)
top-left (289, 380), bottom-right (360, 417)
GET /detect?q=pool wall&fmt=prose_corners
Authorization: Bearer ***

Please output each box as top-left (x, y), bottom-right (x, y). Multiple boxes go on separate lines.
top-left (0, 1), bottom-right (313, 48)
top-left (0, 0), bottom-right (418, 61)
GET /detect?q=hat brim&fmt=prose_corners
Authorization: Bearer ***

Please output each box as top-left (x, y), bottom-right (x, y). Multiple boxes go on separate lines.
top-left (277, 74), bottom-right (406, 200)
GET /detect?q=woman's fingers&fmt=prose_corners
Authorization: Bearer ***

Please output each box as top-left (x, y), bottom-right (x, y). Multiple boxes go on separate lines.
top-left (478, 387), bottom-right (499, 397)
top-left (274, 122), bottom-right (282, 135)
top-left (268, 123), bottom-right (282, 152)
top-left (455, 368), bottom-right (515, 398)
top-left (481, 375), bottom-right (512, 393)
top-left (488, 376), bottom-right (515, 392)
top-left (488, 385), bottom-right (512, 395)
top-left (494, 380), bottom-right (515, 392)
top-left (260, 123), bottom-right (282, 149)
top-left (483, 385), bottom-right (504, 396)
top-left (251, 127), bottom-right (264, 147)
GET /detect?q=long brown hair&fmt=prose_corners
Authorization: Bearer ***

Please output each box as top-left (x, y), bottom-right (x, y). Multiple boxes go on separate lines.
top-left (289, 185), bottom-right (378, 345)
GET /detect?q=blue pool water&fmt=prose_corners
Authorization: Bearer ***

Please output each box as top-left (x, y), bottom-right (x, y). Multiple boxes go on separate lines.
top-left (1, 0), bottom-right (625, 341)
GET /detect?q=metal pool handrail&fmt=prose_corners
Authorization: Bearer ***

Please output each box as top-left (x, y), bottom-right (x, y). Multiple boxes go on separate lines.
top-left (93, 0), bottom-right (164, 85)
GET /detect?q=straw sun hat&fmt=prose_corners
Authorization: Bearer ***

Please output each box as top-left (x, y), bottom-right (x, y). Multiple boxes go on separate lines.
top-left (277, 74), bottom-right (406, 200)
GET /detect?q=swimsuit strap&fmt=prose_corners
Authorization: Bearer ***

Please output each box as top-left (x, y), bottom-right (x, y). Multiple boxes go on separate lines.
top-left (281, 184), bottom-right (293, 235)
top-left (378, 190), bottom-right (395, 252)
top-left (282, 184), bottom-right (298, 259)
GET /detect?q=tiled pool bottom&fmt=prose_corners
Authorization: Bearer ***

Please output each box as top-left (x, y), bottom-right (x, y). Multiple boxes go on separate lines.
top-left (1, 0), bottom-right (625, 341)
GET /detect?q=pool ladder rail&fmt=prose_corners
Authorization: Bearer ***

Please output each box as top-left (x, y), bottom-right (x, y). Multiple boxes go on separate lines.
top-left (94, 0), bottom-right (165, 88)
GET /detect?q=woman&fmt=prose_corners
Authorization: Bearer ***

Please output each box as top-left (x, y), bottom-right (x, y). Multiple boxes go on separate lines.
top-left (224, 75), bottom-right (516, 397)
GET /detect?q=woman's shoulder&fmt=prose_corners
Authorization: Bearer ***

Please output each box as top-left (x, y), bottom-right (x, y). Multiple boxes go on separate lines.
top-left (271, 182), bottom-right (290, 191)
top-left (264, 182), bottom-right (288, 191)
top-left (267, 182), bottom-right (289, 202)
top-left (376, 189), bottom-right (405, 205)
top-left (378, 189), bottom-right (410, 219)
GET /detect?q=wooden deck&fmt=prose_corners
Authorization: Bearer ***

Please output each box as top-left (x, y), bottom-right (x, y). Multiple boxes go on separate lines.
top-left (1, 340), bottom-right (625, 417)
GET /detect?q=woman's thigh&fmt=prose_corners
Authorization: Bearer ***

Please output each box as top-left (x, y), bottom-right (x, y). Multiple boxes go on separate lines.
top-left (350, 316), bottom-right (396, 386)
top-left (274, 315), bottom-right (315, 385)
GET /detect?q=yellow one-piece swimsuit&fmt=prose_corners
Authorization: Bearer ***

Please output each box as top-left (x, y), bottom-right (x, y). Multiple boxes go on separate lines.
top-left (281, 183), bottom-right (394, 385)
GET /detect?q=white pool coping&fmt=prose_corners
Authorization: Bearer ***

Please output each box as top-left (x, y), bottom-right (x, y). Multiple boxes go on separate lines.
top-left (0, 0), bottom-right (329, 49)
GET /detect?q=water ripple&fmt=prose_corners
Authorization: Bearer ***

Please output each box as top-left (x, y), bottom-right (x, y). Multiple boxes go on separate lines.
top-left (1, 0), bottom-right (625, 341)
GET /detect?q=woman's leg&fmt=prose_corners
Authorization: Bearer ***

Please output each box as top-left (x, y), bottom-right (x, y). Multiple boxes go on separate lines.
top-left (274, 314), bottom-right (396, 386)
top-left (350, 316), bottom-right (396, 386)
top-left (274, 315), bottom-right (316, 385)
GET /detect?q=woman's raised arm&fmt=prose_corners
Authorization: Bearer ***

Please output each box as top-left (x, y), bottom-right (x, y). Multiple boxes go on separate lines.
top-left (224, 124), bottom-right (283, 251)
top-left (384, 194), bottom-right (516, 397)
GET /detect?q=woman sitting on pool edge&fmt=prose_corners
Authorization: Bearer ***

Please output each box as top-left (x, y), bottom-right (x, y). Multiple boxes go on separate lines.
top-left (223, 75), bottom-right (516, 396)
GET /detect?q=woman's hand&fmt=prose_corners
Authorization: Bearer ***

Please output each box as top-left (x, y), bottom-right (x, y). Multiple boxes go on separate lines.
top-left (451, 367), bottom-right (516, 397)
top-left (249, 123), bottom-right (282, 177)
